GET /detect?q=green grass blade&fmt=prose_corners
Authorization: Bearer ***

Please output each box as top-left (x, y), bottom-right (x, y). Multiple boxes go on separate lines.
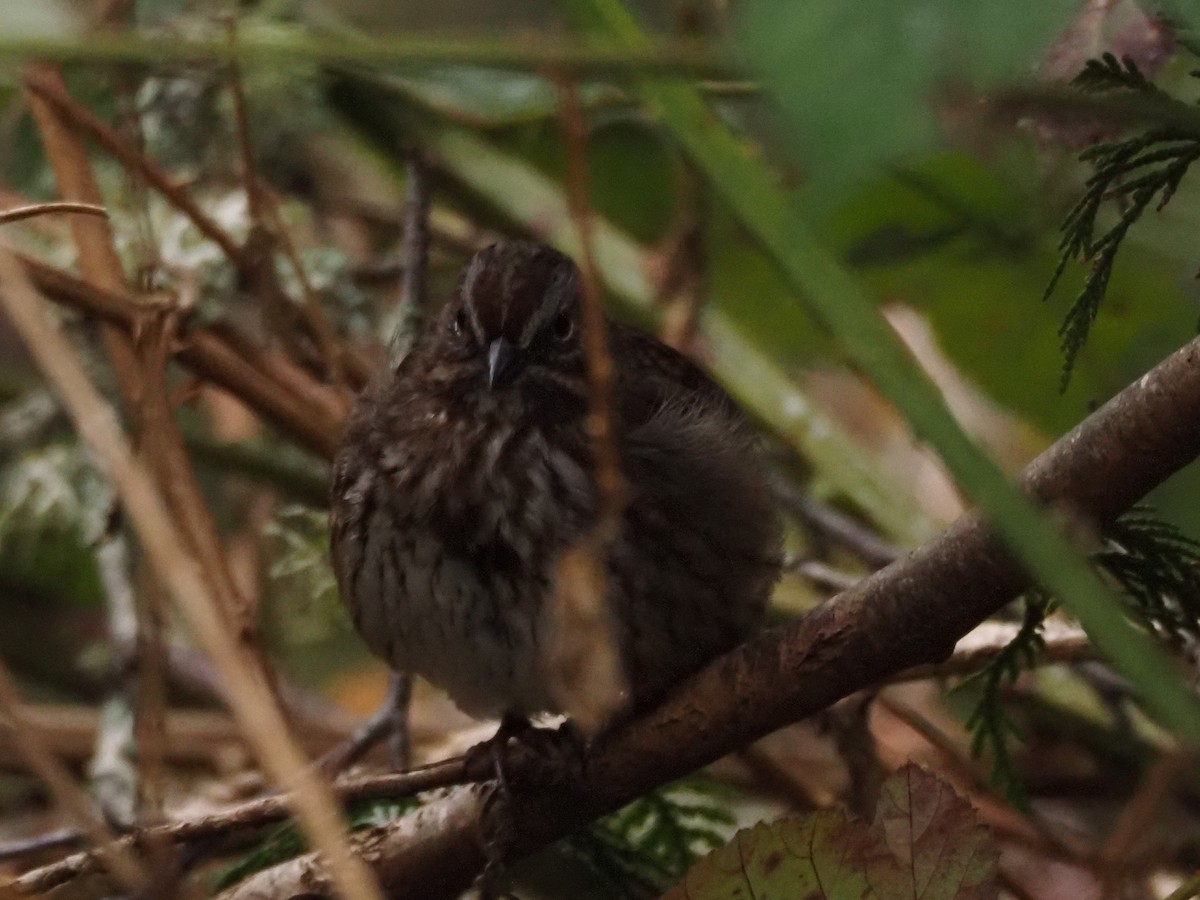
top-left (562, 0), bottom-right (1200, 739)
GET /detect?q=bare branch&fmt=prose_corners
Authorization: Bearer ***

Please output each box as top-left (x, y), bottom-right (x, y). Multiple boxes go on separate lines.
top-left (23, 68), bottom-right (246, 265)
top-left (389, 152), bottom-right (432, 364)
top-left (13, 761), bottom-right (471, 895)
top-left (0, 659), bottom-right (146, 892)
top-left (0, 202), bottom-right (107, 224)
top-left (773, 477), bottom-right (903, 569)
top-left (25, 61), bottom-right (159, 839)
top-left (22, 65), bottom-right (142, 414)
top-left (891, 619), bottom-right (1094, 683)
top-left (544, 77), bottom-right (629, 732)
top-left (18, 253), bottom-right (343, 458)
top-left (0, 249), bottom-right (383, 900)
top-left (557, 78), bottom-right (626, 534)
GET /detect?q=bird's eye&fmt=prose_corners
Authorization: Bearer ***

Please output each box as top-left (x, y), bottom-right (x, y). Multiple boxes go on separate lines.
top-left (551, 311), bottom-right (575, 342)
top-left (452, 309), bottom-right (469, 336)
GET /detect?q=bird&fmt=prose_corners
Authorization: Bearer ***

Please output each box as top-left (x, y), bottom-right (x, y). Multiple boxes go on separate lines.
top-left (329, 240), bottom-right (780, 739)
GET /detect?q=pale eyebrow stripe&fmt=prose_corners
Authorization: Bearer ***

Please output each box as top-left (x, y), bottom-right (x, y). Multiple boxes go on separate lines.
top-left (500, 251), bottom-right (518, 335)
top-left (461, 253), bottom-right (486, 335)
top-left (520, 265), bottom-right (576, 347)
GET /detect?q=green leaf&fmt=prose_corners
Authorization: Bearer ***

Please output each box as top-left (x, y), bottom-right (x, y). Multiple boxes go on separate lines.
top-left (562, 0), bottom-right (1200, 741)
top-left (826, 153), bottom-right (1200, 439)
top-left (738, 0), bottom-right (1076, 205)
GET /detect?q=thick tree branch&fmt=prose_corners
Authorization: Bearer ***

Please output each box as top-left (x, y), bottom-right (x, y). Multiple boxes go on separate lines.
top-left (216, 331), bottom-right (1200, 898)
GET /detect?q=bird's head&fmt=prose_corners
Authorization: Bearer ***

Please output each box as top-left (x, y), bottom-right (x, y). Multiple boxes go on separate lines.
top-left (437, 241), bottom-right (587, 400)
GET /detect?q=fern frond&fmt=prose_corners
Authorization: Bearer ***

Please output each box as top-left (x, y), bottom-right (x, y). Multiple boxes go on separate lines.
top-left (961, 509), bottom-right (1200, 803)
top-left (1072, 53), bottom-right (1158, 94)
top-left (1043, 49), bottom-right (1200, 387)
top-left (555, 779), bottom-right (735, 898)
top-left (1046, 127), bottom-right (1200, 387)
top-left (1099, 508), bottom-right (1200, 644)
top-left (960, 593), bottom-right (1051, 810)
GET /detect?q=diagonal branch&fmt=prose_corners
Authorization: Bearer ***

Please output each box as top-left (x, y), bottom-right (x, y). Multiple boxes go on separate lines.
top-left (22, 68), bottom-right (247, 265)
top-left (215, 327), bottom-right (1200, 898)
top-left (0, 249), bottom-right (384, 900)
top-left (17, 252), bottom-right (344, 458)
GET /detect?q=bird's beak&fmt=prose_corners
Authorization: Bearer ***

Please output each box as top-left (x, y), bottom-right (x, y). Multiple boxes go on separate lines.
top-left (486, 337), bottom-right (517, 388)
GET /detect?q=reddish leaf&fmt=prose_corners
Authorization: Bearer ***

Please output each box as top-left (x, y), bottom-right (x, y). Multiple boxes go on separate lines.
top-left (662, 765), bottom-right (997, 900)
top-left (865, 766), bottom-right (999, 900)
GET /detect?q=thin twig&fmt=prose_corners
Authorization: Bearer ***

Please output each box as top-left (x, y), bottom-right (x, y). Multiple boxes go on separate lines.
top-left (23, 68), bottom-right (247, 264)
top-left (0, 248), bottom-right (384, 900)
top-left (733, 744), bottom-right (820, 812)
top-left (782, 556), bottom-right (864, 593)
top-left (220, 19), bottom-right (340, 386)
top-left (0, 828), bottom-right (81, 863)
top-left (891, 619), bottom-right (1094, 683)
top-left (0, 658), bottom-right (146, 891)
top-left (223, 16), bottom-right (263, 226)
top-left (132, 534), bottom-right (169, 826)
top-left (0, 201), bottom-right (107, 224)
top-left (13, 760), bottom-right (471, 895)
top-left (22, 65), bottom-right (142, 408)
top-left (543, 76), bottom-right (629, 733)
top-left (654, 170), bottom-right (706, 352)
top-left (261, 189), bottom-right (351, 401)
top-left (772, 475), bottom-right (903, 569)
top-left (19, 252), bottom-right (343, 457)
top-left (140, 311), bottom-right (267, 656)
top-left (1097, 751), bottom-right (1187, 887)
top-left (390, 152), bottom-right (432, 364)
top-left (557, 78), bottom-right (625, 533)
top-left (210, 320), bottom-right (349, 426)
top-left (877, 694), bottom-right (1082, 863)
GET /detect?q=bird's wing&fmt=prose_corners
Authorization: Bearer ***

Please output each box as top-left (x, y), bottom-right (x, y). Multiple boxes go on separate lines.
top-left (607, 323), bottom-right (748, 435)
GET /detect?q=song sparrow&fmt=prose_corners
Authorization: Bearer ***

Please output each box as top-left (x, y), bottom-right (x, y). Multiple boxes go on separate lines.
top-left (330, 241), bottom-right (780, 726)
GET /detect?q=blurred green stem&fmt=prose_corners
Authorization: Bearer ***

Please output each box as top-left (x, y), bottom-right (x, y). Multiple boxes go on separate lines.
top-left (0, 31), bottom-right (732, 76)
top-left (562, 0), bottom-right (1200, 739)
